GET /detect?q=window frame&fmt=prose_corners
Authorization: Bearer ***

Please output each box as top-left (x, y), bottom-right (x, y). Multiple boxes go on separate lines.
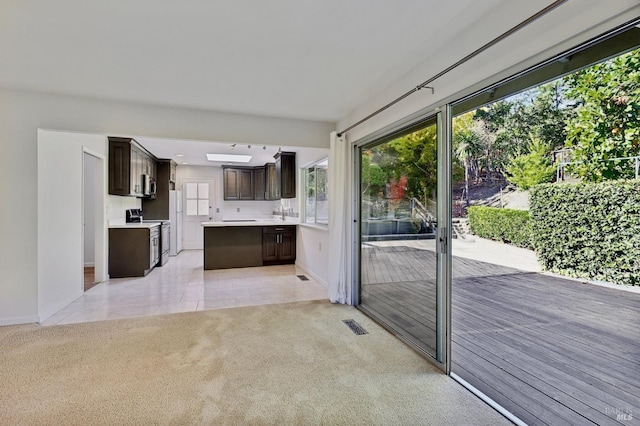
top-left (303, 158), bottom-right (329, 225)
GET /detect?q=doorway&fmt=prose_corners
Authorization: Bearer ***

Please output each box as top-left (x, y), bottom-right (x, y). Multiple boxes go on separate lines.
top-left (182, 177), bottom-right (215, 250)
top-left (82, 150), bottom-right (106, 292)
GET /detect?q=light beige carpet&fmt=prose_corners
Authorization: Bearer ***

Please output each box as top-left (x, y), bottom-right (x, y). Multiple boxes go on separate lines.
top-left (0, 301), bottom-right (509, 425)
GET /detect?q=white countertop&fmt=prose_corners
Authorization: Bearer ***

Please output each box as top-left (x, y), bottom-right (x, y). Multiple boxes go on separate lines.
top-left (202, 219), bottom-right (298, 227)
top-left (109, 222), bottom-right (162, 229)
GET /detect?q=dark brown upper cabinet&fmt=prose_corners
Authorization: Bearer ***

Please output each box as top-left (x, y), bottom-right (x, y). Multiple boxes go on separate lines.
top-left (108, 139), bottom-right (131, 195)
top-left (265, 163), bottom-right (278, 200)
top-left (223, 167), bottom-right (255, 200)
top-left (254, 166), bottom-right (266, 200)
top-left (274, 151), bottom-right (296, 199)
top-left (108, 137), bottom-right (157, 197)
top-left (221, 156), bottom-right (294, 201)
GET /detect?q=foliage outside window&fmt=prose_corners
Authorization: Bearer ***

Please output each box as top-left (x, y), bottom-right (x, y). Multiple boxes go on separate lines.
top-left (360, 123), bottom-right (437, 239)
top-left (451, 47), bottom-right (639, 191)
top-left (304, 159), bottom-right (328, 225)
top-left (530, 180), bottom-right (640, 286)
top-left (564, 48), bottom-right (640, 181)
top-left (504, 135), bottom-right (556, 190)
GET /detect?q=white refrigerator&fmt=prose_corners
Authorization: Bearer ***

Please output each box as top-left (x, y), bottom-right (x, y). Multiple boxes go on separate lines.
top-left (169, 190), bottom-right (183, 256)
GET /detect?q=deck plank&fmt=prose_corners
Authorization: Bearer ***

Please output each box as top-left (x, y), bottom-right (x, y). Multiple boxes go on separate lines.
top-left (358, 243), bottom-right (640, 426)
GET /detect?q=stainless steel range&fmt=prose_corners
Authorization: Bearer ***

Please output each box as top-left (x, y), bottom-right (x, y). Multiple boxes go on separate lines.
top-left (127, 209), bottom-right (170, 267)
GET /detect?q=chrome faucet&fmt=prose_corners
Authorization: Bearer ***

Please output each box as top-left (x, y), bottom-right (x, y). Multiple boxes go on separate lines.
top-left (280, 204), bottom-right (286, 221)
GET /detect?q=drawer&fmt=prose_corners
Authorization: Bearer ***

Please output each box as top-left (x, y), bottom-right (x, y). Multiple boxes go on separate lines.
top-left (262, 226), bottom-right (296, 234)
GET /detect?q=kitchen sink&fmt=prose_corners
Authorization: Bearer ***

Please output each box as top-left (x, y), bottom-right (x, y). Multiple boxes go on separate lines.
top-left (222, 219), bottom-right (257, 222)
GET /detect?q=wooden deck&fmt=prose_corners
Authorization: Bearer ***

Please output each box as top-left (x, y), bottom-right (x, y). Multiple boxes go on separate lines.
top-left (360, 244), bottom-right (640, 426)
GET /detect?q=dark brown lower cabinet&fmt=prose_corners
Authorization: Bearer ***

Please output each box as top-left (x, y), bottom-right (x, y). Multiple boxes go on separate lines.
top-left (203, 225), bottom-right (296, 270)
top-left (109, 227), bottom-right (159, 278)
top-left (263, 226), bottom-right (296, 265)
top-left (204, 227), bottom-right (263, 270)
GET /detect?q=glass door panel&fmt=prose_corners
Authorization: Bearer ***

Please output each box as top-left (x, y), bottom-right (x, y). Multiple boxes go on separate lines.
top-left (358, 119), bottom-right (439, 358)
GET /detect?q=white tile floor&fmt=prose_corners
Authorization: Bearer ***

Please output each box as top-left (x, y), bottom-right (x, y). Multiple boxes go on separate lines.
top-left (42, 250), bottom-right (328, 326)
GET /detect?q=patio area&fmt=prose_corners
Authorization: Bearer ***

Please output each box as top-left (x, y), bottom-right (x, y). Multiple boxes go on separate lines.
top-left (360, 240), bottom-right (640, 425)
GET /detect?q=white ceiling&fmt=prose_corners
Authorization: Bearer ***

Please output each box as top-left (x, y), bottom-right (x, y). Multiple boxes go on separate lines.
top-left (0, 0), bottom-right (533, 123)
top-left (2, 1), bottom-right (637, 162)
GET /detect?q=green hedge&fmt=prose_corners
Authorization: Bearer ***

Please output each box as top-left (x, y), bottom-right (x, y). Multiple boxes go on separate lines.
top-left (468, 206), bottom-right (532, 249)
top-left (530, 181), bottom-right (640, 286)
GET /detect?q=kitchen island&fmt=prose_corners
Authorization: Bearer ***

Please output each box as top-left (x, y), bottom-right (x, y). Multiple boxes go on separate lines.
top-left (202, 220), bottom-right (297, 270)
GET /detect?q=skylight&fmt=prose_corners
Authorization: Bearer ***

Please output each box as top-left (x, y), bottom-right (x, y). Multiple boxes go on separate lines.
top-left (206, 154), bottom-right (252, 163)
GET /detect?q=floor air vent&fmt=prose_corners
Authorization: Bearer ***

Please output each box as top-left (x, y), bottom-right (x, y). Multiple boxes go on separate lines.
top-left (342, 319), bottom-right (368, 335)
top-left (297, 275), bottom-right (309, 281)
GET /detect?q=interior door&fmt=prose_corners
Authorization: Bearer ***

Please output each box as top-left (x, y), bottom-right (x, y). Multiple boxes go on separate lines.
top-left (182, 178), bottom-right (214, 250)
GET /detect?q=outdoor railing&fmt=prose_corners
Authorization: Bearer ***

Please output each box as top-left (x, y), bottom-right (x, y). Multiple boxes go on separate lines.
top-left (410, 198), bottom-right (437, 225)
top-left (556, 155), bottom-right (640, 181)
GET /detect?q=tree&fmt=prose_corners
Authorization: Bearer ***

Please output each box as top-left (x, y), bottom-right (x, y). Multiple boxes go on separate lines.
top-left (527, 80), bottom-right (575, 150)
top-left (505, 81), bottom-right (575, 152)
top-left (471, 118), bottom-right (501, 182)
top-left (360, 152), bottom-right (387, 196)
top-left (475, 100), bottom-right (518, 166)
top-left (504, 136), bottom-right (556, 190)
top-left (564, 48), bottom-right (640, 181)
top-left (387, 125), bottom-right (438, 205)
top-left (453, 112), bottom-right (481, 205)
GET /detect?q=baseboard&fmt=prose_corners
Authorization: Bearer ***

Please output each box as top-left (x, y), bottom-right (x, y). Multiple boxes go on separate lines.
top-left (84, 262), bottom-right (95, 268)
top-left (295, 262), bottom-right (328, 289)
top-left (0, 315), bottom-right (40, 326)
top-left (38, 290), bottom-right (83, 323)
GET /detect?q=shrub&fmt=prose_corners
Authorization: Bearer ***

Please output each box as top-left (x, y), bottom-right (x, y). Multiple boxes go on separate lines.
top-left (468, 206), bottom-right (532, 248)
top-left (504, 137), bottom-right (556, 190)
top-left (530, 180), bottom-right (640, 286)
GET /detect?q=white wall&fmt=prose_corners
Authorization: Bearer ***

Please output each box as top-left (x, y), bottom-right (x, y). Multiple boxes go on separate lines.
top-left (107, 195), bottom-right (141, 223)
top-left (295, 148), bottom-right (330, 287)
top-left (83, 153), bottom-right (97, 265)
top-left (296, 225), bottom-right (329, 287)
top-left (0, 88), bottom-right (333, 325)
top-left (37, 130), bottom-right (108, 322)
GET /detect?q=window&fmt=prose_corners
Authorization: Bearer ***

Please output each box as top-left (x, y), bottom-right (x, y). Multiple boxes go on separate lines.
top-left (304, 158), bottom-right (328, 225)
top-left (185, 182), bottom-right (209, 216)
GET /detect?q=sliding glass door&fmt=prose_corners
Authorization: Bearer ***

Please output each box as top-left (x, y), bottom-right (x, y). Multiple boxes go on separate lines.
top-left (357, 117), bottom-right (441, 360)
